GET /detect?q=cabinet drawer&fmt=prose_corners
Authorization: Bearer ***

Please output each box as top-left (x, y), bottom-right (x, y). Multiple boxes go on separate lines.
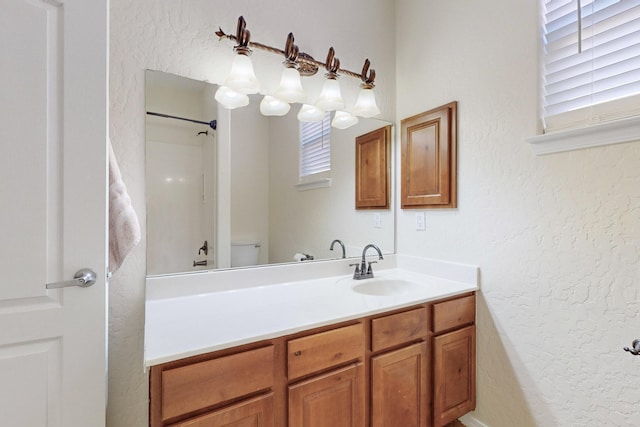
top-left (432, 294), bottom-right (475, 334)
top-left (161, 345), bottom-right (274, 421)
top-left (371, 307), bottom-right (428, 352)
top-left (288, 323), bottom-right (364, 381)
top-left (170, 393), bottom-right (274, 427)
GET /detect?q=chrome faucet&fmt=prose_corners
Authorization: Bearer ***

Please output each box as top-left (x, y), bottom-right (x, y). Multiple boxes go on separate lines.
top-left (350, 244), bottom-right (383, 280)
top-left (329, 239), bottom-right (346, 259)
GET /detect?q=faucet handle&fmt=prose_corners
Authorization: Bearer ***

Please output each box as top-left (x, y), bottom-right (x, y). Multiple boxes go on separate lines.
top-left (349, 263), bottom-right (360, 273)
top-left (367, 261), bottom-right (377, 273)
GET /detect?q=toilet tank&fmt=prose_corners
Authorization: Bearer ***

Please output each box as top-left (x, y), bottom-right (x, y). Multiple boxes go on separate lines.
top-left (230, 242), bottom-right (260, 267)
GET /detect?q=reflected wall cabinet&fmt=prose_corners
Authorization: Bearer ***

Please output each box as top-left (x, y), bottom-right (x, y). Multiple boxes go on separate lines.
top-left (401, 102), bottom-right (457, 209)
top-left (355, 125), bottom-right (391, 209)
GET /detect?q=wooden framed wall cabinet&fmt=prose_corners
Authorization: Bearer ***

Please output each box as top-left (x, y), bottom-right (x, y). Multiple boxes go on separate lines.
top-left (355, 125), bottom-right (391, 209)
top-left (401, 102), bottom-right (457, 209)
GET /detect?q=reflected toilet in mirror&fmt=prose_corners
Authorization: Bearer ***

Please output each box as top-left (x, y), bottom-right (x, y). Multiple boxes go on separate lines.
top-left (231, 242), bottom-right (261, 268)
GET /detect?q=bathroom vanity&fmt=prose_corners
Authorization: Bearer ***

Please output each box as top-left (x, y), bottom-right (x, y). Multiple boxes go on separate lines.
top-left (145, 256), bottom-right (478, 427)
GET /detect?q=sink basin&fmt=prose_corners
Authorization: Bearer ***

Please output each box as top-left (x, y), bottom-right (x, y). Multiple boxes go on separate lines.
top-left (351, 279), bottom-right (422, 296)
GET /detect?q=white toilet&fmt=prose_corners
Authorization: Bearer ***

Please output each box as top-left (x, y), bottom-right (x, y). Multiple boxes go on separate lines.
top-left (230, 242), bottom-right (260, 267)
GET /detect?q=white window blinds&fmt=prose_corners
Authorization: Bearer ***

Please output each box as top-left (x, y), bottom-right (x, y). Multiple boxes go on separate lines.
top-left (543, 0), bottom-right (640, 131)
top-left (299, 112), bottom-right (331, 178)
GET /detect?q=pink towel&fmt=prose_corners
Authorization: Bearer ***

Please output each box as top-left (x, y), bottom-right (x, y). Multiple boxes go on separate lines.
top-left (108, 141), bottom-right (141, 273)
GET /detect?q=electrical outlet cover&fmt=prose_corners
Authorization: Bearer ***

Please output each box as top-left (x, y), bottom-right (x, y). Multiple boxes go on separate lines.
top-left (416, 212), bottom-right (426, 231)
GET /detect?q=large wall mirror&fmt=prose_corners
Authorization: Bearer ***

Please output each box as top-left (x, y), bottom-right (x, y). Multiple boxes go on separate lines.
top-left (145, 70), bottom-right (395, 276)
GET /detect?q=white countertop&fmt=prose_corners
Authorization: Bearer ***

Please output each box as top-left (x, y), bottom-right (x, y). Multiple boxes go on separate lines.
top-left (144, 255), bottom-right (479, 367)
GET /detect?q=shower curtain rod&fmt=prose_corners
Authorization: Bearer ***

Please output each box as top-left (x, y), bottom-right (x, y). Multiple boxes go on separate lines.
top-left (146, 111), bottom-right (217, 130)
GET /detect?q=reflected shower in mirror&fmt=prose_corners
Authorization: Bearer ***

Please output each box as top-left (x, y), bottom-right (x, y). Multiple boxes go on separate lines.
top-left (145, 70), bottom-right (394, 276)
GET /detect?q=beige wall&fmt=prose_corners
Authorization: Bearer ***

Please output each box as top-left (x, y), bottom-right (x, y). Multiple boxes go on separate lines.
top-left (108, 1), bottom-right (395, 425)
top-left (396, 1), bottom-right (640, 426)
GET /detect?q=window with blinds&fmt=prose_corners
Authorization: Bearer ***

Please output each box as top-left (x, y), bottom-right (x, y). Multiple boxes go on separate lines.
top-left (299, 112), bottom-right (331, 180)
top-left (543, 0), bottom-right (640, 132)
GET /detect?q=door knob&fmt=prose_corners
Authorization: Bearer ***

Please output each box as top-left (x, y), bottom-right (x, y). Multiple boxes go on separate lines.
top-left (46, 268), bottom-right (97, 289)
top-left (624, 339), bottom-right (640, 356)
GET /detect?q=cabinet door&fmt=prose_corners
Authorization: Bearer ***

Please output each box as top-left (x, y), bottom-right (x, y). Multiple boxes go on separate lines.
top-left (288, 363), bottom-right (365, 427)
top-left (433, 325), bottom-right (476, 426)
top-left (371, 342), bottom-right (428, 427)
top-left (171, 393), bottom-right (274, 427)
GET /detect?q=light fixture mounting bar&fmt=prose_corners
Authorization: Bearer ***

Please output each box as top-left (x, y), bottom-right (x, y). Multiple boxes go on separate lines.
top-left (215, 18), bottom-right (369, 82)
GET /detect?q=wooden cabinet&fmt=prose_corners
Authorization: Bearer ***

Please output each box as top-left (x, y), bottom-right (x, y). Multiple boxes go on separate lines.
top-left (432, 296), bottom-right (476, 426)
top-left (432, 294), bottom-right (475, 334)
top-left (370, 307), bottom-right (429, 427)
top-left (149, 345), bottom-right (276, 427)
top-left (400, 102), bottom-right (457, 209)
top-left (371, 307), bottom-right (429, 352)
top-left (287, 323), bottom-right (365, 427)
top-left (171, 394), bottom-right (274, 427)
top-left (371, 342), bottom-right (428, 427)
top-left (287, 323), bottom-right (364, 381)
top-left (289, 363), bottom-right (365, 427)
top-left (355, 125), bottom-right (391, 209)
top-left (149, 293), bottom-right (475, 427)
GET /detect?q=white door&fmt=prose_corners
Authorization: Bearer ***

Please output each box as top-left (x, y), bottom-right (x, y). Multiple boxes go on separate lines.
top-left (0, 1), bottom-right (108, 426)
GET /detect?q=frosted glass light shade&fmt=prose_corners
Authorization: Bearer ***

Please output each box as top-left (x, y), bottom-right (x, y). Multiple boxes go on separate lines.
top-left (274, 67), bottom-right (306, 103)
top-left (315, 79), bottom-right (344, 111)
top-left (215, 86), bottom-right (250, 109)
top-left (224, 54), bottom-right (260, 94)
top-left (260, 95), bottom-right (290, 116)
top-left (331, 111), bottom-right (359, 129)
top-left (297, 104), bottom-right (325, 122)
top-left (351, 87), bottom-right (381, 117)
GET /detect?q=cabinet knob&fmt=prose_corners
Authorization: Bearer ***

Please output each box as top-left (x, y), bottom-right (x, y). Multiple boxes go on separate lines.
top-left (294, 351), bottom-right (302, 356)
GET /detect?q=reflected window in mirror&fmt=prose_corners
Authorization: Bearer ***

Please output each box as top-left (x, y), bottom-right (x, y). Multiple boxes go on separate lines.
top-left (299, 112), bottom-right (331, 188)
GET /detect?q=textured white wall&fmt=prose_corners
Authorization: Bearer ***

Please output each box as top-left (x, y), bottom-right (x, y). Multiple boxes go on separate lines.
top-left (108, 1), bottom-right (395, 426)
top-left (396, 1), bottom-right (640, 426)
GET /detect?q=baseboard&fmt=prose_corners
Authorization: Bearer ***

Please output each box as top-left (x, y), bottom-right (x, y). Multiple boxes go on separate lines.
top-left (460, 413), bottom-right (490, 427)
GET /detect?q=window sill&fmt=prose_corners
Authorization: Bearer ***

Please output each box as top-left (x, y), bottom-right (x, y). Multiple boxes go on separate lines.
top-left (295, 178), bottom-right (332, 191)
top-left (525, 115), bottom-right (640, 155)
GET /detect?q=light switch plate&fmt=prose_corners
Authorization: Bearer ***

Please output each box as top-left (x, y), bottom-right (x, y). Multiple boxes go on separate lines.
top-left (416, 212), bottom-right (426, 231)
top-left (373, 212), bottom-right (382, 228)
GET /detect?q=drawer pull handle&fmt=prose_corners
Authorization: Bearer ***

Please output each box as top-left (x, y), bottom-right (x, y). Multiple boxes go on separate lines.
top-left (294, 351), bottom-right (302, 356)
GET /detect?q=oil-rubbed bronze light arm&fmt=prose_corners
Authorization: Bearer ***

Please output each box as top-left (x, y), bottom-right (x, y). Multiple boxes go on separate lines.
top-left (360, 59), bottom-right (376, 89)
top-left (324, 47), bottom-right (340, 78)
top-left (231, 16), bottom-right (251, 55)
top-left (284, 33), bottom-right (299, 63)
top-left (215, 16), bottom-right (374, 85)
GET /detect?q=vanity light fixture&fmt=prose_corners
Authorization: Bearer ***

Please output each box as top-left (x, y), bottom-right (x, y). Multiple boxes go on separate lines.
top-left (273, 34), bottom-right (306, 104)
top-left (260, 95), bottom-right (290, 116)
top-left (214, 86), bottom-right (250, 109)
top-left (216, 16), bottom-right (380, 128)
top-left (315, 47), bottom-right (345, 111)
top-left (297, 104), bottom-right (326, 122)
top-left (351, 59), bottom-right (381, 118)
top-left (331, 111), bottom-right (359, 129)
top-left (221, 16), bottom-right (259, 95)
